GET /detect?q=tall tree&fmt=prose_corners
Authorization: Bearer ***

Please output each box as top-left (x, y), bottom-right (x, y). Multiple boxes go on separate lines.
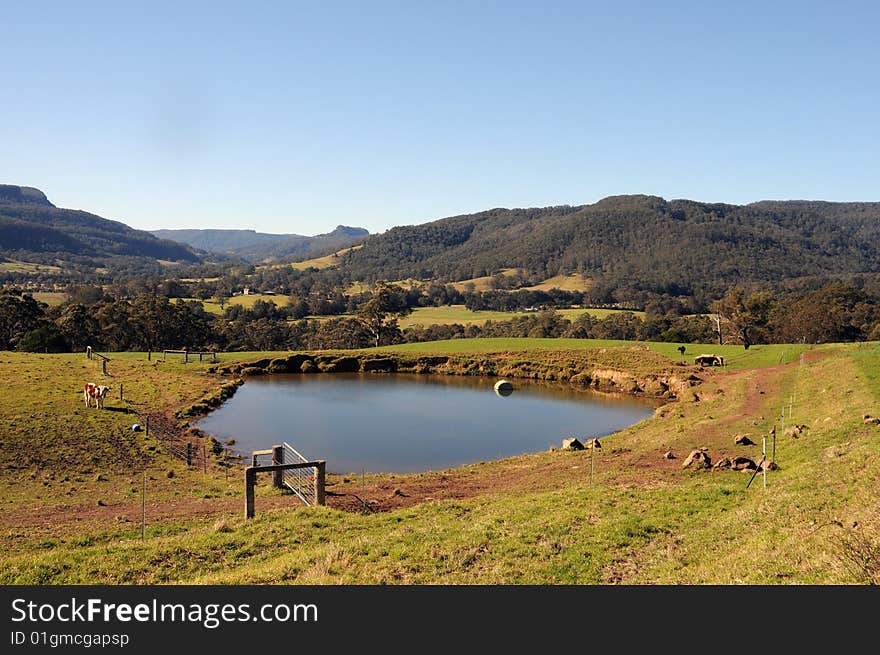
top-left (0, 289), bottom-right (47, 350)
top-left (356, 282), bottom-right (412, 347)
top-left (711, 287), bottom-right (774, 348)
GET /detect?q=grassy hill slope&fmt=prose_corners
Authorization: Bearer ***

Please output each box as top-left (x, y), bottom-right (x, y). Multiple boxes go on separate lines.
top-left (0, 341), bottom-right (877, 584)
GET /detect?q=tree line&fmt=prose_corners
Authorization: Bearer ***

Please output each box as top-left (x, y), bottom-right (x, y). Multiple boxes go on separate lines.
top-left (1, 281), bottom-right (879, 354)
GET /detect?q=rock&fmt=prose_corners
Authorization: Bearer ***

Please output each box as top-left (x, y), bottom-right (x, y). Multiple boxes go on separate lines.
top-left (586, 438), bottom-right (602, 450)
top-left (864, 416), bottom-right (880, 425)
top-left (735, 434), bottom-right (756, 446)
top-left (562, 437), bottom-right (585, 451)
top-left (663, 450), bottom-right (676, 460)
top-left (683, 449), bottom-right (711, 469)
top-left (758, 460), bottom-right (779, 471)
top-left (713, 457), bottom-right (732, 470)
top-left (784, 424), bottom-right (809, 438)
top-left (731, 456), bottom-right (757, 471)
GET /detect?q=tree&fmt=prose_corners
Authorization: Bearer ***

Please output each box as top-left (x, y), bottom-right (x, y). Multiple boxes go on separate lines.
top-left (17, 325), bottom-right (68, 352)
top-left (54, 303), bottom-right (100, 352)
top-left (0, 289), bottom-right (47, 350)
top-left (710, 287), bottom-right (773, 348)
top-left (356, 282), bottom-right (412, 347)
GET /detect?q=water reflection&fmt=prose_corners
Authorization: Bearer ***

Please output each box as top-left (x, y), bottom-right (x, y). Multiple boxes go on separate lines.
top-left (197, 373), bottom-right (657, 474)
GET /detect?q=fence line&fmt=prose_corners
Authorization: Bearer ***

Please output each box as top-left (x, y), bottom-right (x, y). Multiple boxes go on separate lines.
top-left (85, 346), bottom-right (111, 375)
top-left (162, 349), bottom-right (218, 363)
top-left (141, 412), bottom-right (208, 472)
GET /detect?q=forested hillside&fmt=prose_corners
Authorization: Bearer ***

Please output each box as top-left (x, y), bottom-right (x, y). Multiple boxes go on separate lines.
top-left (0, 185), bottom-right (199, 270)
top-left (337, 195), bottom-right (880, 305)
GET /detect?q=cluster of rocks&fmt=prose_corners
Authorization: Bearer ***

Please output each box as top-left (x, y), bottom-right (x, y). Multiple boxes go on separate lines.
top-left (671, 431), bottom-right (781, 472)
top-left (561, 437), bottom-right (602, 451)
top-left (864, 414), bottom-right (880, 425)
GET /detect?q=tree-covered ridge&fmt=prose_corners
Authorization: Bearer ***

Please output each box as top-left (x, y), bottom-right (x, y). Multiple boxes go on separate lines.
top-left (0, 185), bottom-right (199, 267)
top-left (338, 195), bottom-right (880, 305)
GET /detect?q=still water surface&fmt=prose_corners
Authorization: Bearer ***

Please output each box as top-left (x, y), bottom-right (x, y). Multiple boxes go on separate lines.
top-left (196, 373), bottom-right (656, 474)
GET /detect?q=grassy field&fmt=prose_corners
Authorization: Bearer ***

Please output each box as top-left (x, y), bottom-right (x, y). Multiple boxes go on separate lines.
top-left (402, 305), bottom-right (643, 327)
top-left (32, 291), bottom-right (67, 306)
top-left (194, 294), bottom-right (290, 314)
top-left (449, 268), bottom-right (520, 292)
top-left (521, 273), bottom-right (591, 292)
top-left (1, 340), bottom-right (877, 584)
top-left (447, 270), bottom-right (591, 293)
top-left (0, 260), bottom-right (62, 274)
top-left (287, 245), bottom-right (363, 271)
top-left (381, 337), bottom-right (815, 370)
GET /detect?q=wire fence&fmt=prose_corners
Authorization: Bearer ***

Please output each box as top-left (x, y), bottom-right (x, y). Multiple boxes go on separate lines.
top-left (142, 412), bottom-right (208, 472)
top-left (282, 443), bottom-right (318, 506)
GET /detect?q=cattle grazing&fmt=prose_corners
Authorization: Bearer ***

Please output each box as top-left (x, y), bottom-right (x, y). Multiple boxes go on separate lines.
top-left (83, 383), bottom-right (111, 409)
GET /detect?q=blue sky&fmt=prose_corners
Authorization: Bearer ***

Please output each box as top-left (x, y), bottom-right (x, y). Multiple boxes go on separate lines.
top-left (1, 1), bottom-right (878, 234)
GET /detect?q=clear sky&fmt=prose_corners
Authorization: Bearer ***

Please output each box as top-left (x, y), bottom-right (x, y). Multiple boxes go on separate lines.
top-left (2, 1), bottom-right (878, 235)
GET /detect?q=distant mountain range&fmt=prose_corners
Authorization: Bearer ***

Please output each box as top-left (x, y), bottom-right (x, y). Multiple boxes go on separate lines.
top-left (4, 185), bottom-right (879, 305)
top-left (151, 226), bottom-right (369, 263)
top-left (0, 185), bottom-right (199, 273)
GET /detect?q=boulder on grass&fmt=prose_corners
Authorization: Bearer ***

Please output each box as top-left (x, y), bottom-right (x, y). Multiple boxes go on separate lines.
top-left (713, 457), bottom-right (732, 470)
top-left (562, 437), bottom-right (584, 451)
top-left (784, 424), bottom-right (809, 438)
top-left (663, 450), bottom-right (676, 460)
top-left (586, 438), bottom-right (602, 450)
top-left (683, 449), bottom-right (711, 469)
top-left (731, 456), bottom-right (757, 471)
top-left (864, 415), bottom-right (880, 425)
top-left (735, 434), bottom-right (756, 446)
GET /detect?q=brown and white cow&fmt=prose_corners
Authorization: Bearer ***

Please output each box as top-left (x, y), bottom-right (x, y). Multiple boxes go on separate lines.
top-left (83, 382), bottom-right (111, 409)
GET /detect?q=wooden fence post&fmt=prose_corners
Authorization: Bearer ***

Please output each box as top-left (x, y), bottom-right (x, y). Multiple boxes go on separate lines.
top-left (314, 461), bottom-right (326, 506)
top-left (186, 442), bottom-right (192, 467)
top-left (145, 416), bottom-right (149, 437)
top-left (86, 346), bottom-right (92, 359)
top-left (272, 445), bottom-right (284, 489)
top-left (148, 351), bottom-right (151, 361)
top-left (102, 359), bottom-right (107, 376)
top-left (245, 467), bottom-right (256, 519)
top-left (119, 383), bottom-right (124, 402)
